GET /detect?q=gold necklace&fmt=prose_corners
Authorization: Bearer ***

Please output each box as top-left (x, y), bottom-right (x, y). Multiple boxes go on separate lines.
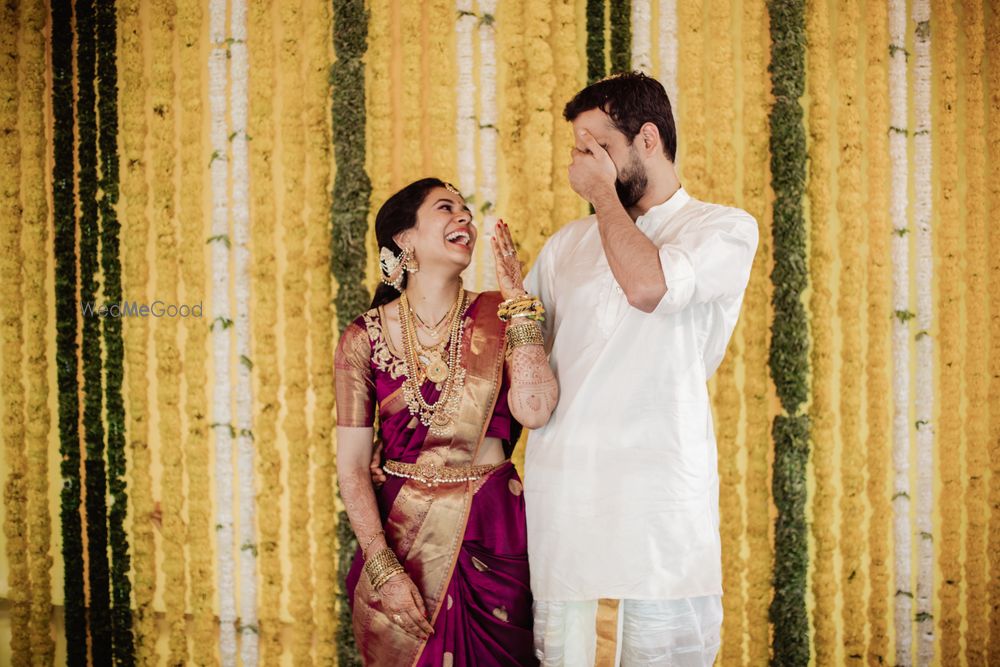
top-left (398, 282), bottom-right (467, 435)
top-left (410, 302), bottom-right (454, 339)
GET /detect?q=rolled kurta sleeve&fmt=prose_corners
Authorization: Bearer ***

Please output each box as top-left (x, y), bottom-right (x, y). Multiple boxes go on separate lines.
top-left (653, 211), bottom-right (759, 316)
top-left (334, 320), bottom-right (375, 427)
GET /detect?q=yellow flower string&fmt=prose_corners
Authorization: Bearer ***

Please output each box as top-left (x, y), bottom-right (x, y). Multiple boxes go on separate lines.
top-left (304, 0), bottom-right (337, 660)
top-left (424, 0), bottom-right (455, 178)
top-left (675, 0), bottom-right (706, 193)
top-left (366, 0), bottom-right (391, 294)
top-left (149, 0), bottom-right (188, 660)
top-left (705, 0), bottom-right (744, 662)
top-left (864, 0), bottom-right (892, 661)
top-left (248, 0), bottom-right (283, 661)
top-left (116, 0), bottom-right (157, 660)
top-left (520, 0), bottom-right (555, 252)
top-left (932, 0), bottom-right (962, 659)
top-left (400, 0), bottom-right (421, 183)
top-left (176, 0), bottom-right (214, 659)
top-left (805, 0), bottom-right (838, 662)
top-left (550, 0), bottom-right (585, 233)
top-left (740, 2), bottom-right (773, 663)
top-left (498, 0), bottom-right (527, 265)
top-left (834, 0), bottom-right (865, 658)
top-left (961, 0), bottom-right (988, 659)
top-left (280, 0), bottom-right (315, 660)
top-left (19, 0), bottom-right (54, 660)
top-left (987, 2), bottom-right (1000, 653)
top-left (1, 3), bottom-right (31, 660)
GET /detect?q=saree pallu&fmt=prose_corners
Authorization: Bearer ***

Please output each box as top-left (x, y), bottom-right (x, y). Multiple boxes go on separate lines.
top-left (343, 292), bottom-right (537, 666)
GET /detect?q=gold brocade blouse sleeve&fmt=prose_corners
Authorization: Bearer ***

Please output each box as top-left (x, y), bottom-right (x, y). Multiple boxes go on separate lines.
top-left (334, 320), bottom-right (375, 427)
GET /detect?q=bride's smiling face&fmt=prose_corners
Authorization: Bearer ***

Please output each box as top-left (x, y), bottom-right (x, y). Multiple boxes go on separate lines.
top-left (395, 186), bottom-right (478, 272)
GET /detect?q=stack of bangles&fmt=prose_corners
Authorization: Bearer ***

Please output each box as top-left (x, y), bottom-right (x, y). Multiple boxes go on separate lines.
top-left (498, 293), bottom-right (545, 351)
top-left (364, 547), bottom-right (405, 591)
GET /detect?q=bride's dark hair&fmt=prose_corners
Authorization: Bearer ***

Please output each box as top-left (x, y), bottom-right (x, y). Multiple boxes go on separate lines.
top-left (369, 177), bottom-right (447, 310)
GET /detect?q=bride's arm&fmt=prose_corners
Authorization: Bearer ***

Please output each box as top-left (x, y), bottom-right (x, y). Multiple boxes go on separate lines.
top-left (491, 219), bottom-right (559, 429)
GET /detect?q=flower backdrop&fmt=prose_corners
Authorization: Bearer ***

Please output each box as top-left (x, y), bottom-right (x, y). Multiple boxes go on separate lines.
top-left (1, 0), bottom-right (998, 665)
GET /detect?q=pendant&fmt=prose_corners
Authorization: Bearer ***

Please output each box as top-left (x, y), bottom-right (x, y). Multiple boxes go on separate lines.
top-left (421, 350), bottom-right (449, 384)
top-left (430, 410), bottom-right (453, 435)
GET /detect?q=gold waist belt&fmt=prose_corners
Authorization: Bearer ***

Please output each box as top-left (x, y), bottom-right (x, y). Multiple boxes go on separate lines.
top-left (383, 459), bottom-right (505, 486)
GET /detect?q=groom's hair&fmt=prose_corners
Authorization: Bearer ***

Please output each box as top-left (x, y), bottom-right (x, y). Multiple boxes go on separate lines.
top-left (563, 72), bottom-right (677, 162)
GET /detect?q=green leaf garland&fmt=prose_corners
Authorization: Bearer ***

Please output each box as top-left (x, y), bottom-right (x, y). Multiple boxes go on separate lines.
top-left (51, 0), bottom-right (87, 661)
top-left (766, 0), bottom-right (811, 664)
top-left (330, 0), bottom-right (371, 663)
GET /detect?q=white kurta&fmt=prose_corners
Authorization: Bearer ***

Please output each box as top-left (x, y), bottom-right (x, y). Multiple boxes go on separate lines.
top-left (523, 187), bottom-right (758, 602)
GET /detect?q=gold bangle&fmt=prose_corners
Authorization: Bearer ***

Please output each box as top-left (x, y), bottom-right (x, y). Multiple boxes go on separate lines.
top-left (364, 547), bottom-right (405, 590)
top-left (506, 321), bottom-right (544, 349)
top-left (498, 294), bottom-right (545, 322)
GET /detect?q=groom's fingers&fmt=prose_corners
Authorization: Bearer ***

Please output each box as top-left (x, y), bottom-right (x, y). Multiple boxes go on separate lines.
top-left (577, 129), bottom-right (605, 158)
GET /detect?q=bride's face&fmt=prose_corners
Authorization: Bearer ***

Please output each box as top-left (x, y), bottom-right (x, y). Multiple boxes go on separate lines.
top-left (396, 186), bottom-right (478, 272)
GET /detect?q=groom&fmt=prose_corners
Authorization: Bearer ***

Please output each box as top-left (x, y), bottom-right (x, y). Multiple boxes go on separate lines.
top-left (523, 72), bottom-right (758, 665)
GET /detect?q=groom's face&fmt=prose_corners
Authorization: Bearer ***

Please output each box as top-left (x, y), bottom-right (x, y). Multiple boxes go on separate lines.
top-left (570, 108), bottom-right (649, 208)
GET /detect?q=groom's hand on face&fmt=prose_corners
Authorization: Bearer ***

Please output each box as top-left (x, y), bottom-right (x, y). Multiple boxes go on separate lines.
top-left (568, 129), bottom-right (617, 204)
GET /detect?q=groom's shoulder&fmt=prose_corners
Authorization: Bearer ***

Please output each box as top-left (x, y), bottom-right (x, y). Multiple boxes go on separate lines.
top-left (688, 195), bottom-right (757, 227)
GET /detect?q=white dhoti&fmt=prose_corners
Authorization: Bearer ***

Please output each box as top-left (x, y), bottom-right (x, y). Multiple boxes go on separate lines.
top-left (533, 596), bottom-right (722, 666)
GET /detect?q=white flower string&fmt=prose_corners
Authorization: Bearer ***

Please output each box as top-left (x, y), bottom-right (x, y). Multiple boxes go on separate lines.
top-left (888, 0), bottom-right (912, 663)
top-left (657, 0), bottom-right (679, 106)
top-left (630, 0), bottom-right (652, 73)
top-left (209, 0), bottom-right (237, 661)
top-left (456, 0), bottom-right (479, 287)
top-left (230, 0), bottom-right (258, 662)
top-left (478, 0), bottom-right (499, 290)
top-left (912, 0), bottom-right (934, 662)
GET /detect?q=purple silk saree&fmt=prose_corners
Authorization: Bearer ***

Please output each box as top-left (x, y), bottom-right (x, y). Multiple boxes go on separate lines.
top-left (337, 292), bottom-right (536, 667)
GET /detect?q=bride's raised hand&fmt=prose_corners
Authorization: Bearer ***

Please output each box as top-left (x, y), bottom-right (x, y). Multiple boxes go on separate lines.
top-left (491, 219), bottom-right (526, 300)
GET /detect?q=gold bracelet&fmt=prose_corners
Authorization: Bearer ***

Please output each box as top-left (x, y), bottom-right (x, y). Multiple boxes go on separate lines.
top-left (506, 321), bottom-right (544, 349)
top-left (364, 547), bottom-right (405, 590)
top-left (360, 530), bottom-right (385, 558)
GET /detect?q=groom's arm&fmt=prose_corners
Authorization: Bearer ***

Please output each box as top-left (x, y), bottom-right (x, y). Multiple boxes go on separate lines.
top-left (570, 130), bottom-right (666, 313)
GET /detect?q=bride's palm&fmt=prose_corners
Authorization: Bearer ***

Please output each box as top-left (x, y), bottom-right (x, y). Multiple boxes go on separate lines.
top-left (491, 219), bottom-right (525, 299)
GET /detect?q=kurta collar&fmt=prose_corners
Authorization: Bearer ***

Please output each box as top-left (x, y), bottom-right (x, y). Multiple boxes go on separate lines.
top-left (635, 186), bottom-right (690, 236)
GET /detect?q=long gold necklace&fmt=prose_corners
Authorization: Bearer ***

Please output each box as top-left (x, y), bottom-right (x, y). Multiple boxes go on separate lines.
top-left (398, 282), bottom-right (467, 435)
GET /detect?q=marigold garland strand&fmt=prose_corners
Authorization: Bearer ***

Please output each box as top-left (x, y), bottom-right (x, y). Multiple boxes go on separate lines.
top-left (864, 0), bottom-right (892, 661)
top-left (520, 0), bottom-right (555, 251)
top-left (985, 2), bottom-right (1000, 658)
top-left (2, 3), bottom-right (31, 661)
top-left (280, 1), bottom-right (316, 660)
top-left (399, 0), bottom-right (421, 183)
top-left (51, 0), bottom-right (88, 660)
top-left (304, 0), bottom-right (337, 660)
top-left (931, 0), bottom-right (960, 661)
top-left (117, 0), bottom-right (157, 660)
top-left (835, 1), bottom-right (867, 662)
top-left (248, 1), bottom-right (284, 661)
top-left (961, 1), bottom-right (989, 662)
top-left (705, 0), bottom-right (745, 660)
top-left (740, 3), bottom-right (773, 664)
top-left (676, 0), bottom-right (706, 190)
top-left (176, 0), bottom-right (214, 660)
top-left (805, 0), bottom-right (838, 661)
top-left (766, 0), bottom-right (811, 662)
top-left (150, 0), bottom-right (188, 661)
top-left (20, 0), bottom-right (56, 660)
top-left (551, 0), bottom-right (584, 231)
top-left (498, 0), bottom-right (528, 256)
top-left (425, 0), bottom-right (455, 180)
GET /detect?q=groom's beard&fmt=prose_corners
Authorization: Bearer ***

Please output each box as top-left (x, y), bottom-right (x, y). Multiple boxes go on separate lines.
top-left (614, 148), bottom-right (648, 209)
